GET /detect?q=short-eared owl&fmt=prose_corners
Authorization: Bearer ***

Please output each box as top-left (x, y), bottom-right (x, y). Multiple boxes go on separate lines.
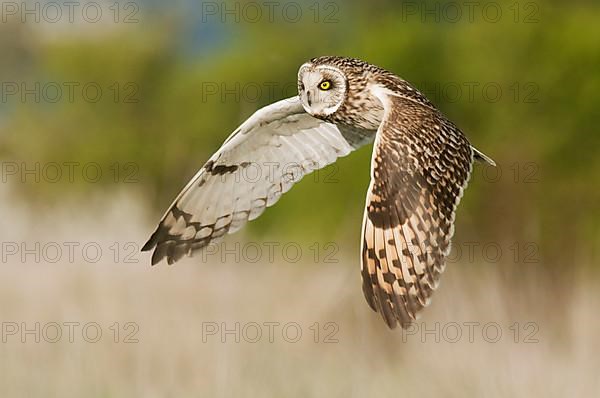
top-left (143, 56), bottom-right (494, 329)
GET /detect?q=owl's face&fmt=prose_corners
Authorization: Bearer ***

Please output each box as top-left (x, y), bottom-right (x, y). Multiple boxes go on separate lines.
top-left (297, 63), bottom-right (347, 118)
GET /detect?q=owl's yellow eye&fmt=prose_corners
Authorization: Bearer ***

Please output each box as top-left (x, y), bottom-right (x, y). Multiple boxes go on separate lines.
top-left (319, 80), bottom-right (332, 90)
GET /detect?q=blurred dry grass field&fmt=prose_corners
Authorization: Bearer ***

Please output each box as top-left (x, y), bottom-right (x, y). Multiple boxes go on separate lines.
top-left (0, 188), bottom-right (598, 397)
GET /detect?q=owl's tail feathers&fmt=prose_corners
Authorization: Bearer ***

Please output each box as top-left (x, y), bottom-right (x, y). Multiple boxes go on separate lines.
top-left (472, 146), bottom-right (496, 167)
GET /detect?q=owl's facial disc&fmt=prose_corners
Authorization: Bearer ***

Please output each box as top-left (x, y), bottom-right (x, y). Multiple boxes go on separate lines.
top-left (297, 64), bottom-right (347, 117)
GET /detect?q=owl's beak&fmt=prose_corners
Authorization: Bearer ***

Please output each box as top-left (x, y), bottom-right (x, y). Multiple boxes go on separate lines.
top-left (306, 90), bottom-right (312, 106)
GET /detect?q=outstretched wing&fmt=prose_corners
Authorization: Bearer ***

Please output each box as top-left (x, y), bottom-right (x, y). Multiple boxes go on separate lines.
top-left (360, 85), bottom-right (476, 329)
top-left (143, 96), bottom-right (374, 265)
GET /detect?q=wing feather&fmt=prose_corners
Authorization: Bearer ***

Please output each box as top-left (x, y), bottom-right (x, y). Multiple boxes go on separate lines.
top-left (143, 96), bottom-right (375, 265)
top-left (360, 84), bottom-right (476, 328)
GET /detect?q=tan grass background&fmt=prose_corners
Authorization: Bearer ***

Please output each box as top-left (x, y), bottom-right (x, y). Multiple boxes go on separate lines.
top-left (0, 186), bottom-right (598, 397)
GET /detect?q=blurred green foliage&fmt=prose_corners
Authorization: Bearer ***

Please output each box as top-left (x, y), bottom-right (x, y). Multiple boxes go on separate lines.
top-left (1, 0), bottom-right (599, 267)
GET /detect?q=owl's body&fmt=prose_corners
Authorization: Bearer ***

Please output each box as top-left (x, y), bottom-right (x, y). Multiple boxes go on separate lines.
top-left (143, 56), bottom-right (494, 329)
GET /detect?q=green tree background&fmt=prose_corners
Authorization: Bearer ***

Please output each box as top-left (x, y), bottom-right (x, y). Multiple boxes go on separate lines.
top-left (1, 0), bottom-right (598, 270)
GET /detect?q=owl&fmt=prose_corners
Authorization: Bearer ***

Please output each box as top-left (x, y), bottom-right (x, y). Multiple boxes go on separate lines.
top-left (143, 56), bottom-right (495, 329)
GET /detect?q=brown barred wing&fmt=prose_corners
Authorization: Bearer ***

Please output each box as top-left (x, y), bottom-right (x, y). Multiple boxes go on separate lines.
top-left (361, 86), bottom-right (474, 329)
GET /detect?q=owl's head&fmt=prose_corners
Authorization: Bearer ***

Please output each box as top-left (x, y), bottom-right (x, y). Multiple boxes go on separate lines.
top-left (297, 62), bottom-right (347, 118)
top-left (297, 56), bottom-right (385, 130)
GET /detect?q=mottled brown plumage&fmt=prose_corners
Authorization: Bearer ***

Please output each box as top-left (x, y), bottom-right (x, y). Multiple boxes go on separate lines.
top-left (361, 89), bottom-right (475, 328)
top-left (143, 56), bottom-right (494, 329)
